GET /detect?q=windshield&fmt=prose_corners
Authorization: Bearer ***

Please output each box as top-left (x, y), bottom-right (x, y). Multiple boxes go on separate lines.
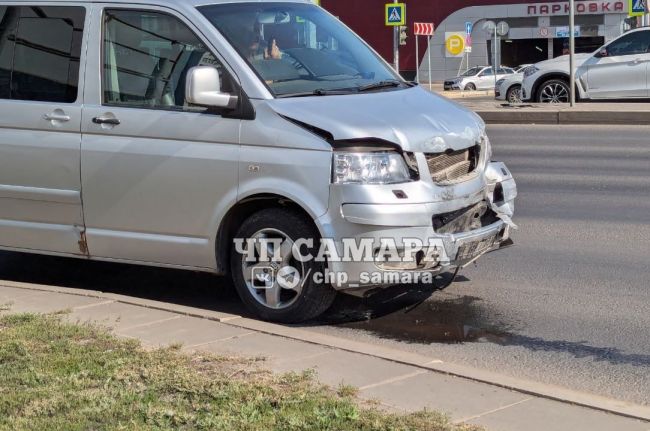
top-left (199, 2), bottom-right (402, 97)
top-left (460, 66), bottom-right (483, 77)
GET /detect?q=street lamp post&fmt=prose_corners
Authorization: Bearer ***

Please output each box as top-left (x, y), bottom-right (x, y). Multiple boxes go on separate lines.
top-left (569, 0), bottom-right (576, 107)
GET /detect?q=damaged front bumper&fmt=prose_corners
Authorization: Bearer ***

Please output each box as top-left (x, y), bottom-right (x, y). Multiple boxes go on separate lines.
top-left (318, 161), bottom-right (517, 290)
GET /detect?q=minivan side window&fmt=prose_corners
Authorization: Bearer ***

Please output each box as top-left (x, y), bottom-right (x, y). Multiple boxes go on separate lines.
top-left (0, 6), bottom-right (17, 99)
top-left (606, 31), bottom-right (650, 57)
top-left (0, 6), bottom-right (85, 103)
top-left (103, 9), bottom-right (234, 111)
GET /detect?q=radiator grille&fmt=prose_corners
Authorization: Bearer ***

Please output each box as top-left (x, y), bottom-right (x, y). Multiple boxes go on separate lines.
top-left (426, 146), bottom-right (479, 183)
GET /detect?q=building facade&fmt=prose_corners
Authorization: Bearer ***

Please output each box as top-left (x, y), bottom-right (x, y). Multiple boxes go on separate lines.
top-left (320, 0), bottom-right (636, 81)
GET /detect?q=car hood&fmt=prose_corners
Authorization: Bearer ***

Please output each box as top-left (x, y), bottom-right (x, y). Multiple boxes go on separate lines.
top-left (536, 53), bottom-right (592, 68)
top-left (503, 72), bottom-right (524, 83)
top-left (266, 86), bottom-right (485, 153)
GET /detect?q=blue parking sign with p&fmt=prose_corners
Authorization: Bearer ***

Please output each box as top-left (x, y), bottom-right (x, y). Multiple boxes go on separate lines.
top-left (386, 3), bottom-right (406, 26)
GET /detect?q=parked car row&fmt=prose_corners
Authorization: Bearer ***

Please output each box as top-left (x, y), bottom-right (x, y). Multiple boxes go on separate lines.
top-left (523, 27), bottom-right (650, 103)
top-left (446, 27), bottom-right (650, 103)
top-left (496, 27), bottom-right (650, 103)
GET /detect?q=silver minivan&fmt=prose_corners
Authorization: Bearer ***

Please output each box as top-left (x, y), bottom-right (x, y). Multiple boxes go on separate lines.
top-left (0, 0), bottom-right (517, 322)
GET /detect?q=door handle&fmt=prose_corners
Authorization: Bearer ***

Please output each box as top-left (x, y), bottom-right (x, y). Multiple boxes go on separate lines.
top-left (43, 112), bottom-right (71, 122)
top-left (92, 116), bottom-right (121, 126)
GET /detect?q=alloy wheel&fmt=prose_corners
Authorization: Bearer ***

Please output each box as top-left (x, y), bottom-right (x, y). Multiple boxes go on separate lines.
top-left (240, 228), bottom-right (304, 310)
top-left (507, 86), bottom-right (522, 104)
top-left (539, 82), bottom-right (569, 103)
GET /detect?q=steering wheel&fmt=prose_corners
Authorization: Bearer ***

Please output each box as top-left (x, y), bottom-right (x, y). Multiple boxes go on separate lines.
top-left (281, 50), bottom-right (316, 77)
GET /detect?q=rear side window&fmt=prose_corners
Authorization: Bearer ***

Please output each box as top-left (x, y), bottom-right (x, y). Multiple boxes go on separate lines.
top-left (103, 9), bottom-right (234, 111)
top-left (0, 6), bottom-right (85, 103)
top-left (606, 30), bottom-right (650, 56)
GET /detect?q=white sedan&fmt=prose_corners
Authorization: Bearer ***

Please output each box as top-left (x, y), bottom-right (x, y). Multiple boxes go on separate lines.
top-left (444, 66), bottom-right (515, 91)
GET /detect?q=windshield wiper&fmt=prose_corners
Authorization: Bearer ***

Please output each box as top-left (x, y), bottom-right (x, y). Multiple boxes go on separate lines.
top-left (357, 80), bottom-right (403, 92)
top-left (276, 88), bottom-right (355, 98)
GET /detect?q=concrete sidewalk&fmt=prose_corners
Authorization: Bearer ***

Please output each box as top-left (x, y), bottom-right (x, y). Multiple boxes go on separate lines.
top-left (1, 282), bottom-right (649, 431)
top-left (456, 100), bottom-right (650, 125)
top-left (437, 95), bottom-right (650, 126)
top-left (424, 84), bottom-right (650, 125)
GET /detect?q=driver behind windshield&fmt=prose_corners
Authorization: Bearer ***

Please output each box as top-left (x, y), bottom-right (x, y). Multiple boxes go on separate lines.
top-left (246, 21), bottom-right (266, 61)
top-left (265, 38), bottom-right (282, 60)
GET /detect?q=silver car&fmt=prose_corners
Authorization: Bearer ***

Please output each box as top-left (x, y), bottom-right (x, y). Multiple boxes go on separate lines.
top-left (444, 66), bottom-right (515, 91)
top-left (523, 28), bottom-right (650, 103)
top-left (0, 0), bottom-right (517, 322)
top-left (495, 65), bottom-right (533, 103)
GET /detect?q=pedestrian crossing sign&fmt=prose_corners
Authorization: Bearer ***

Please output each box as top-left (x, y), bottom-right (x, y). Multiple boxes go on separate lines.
top-left (630, 0), bottom-right (647, 16)
top-left (386, 3), bottom-right (406, 26)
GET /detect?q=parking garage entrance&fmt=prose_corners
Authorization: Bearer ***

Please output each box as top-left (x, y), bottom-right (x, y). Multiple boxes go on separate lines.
top-left (492, 36), bottom-right (606, 68)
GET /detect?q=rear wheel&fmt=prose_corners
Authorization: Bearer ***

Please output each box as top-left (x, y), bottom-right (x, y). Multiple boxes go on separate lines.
top-left (506, 84), bottom-right (522, 104)
top-left (464, 83), bottom-right (476, 91)
top-left (230, 208), bottom-right (337, 323)
top-left (536, 79), bottom-right (569, 103)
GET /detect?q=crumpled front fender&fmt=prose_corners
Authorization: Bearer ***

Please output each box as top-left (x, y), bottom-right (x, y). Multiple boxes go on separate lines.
top-left (486, 161), bottom-right (517, 229)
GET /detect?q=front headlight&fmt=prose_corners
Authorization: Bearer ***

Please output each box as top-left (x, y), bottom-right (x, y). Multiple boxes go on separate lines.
top-left (523, 66), bottom-right (539, 78)
top-left (495, 78), bottom-right (505, 87)
top-left (333, 151), bottom-right (411, 184)
top-left (483, 133), bottom-right (492, 163)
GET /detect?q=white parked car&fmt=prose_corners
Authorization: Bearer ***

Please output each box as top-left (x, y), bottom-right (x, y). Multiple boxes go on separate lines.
top-left (444, 66), bottom-right (515, 91)
top-left (495, 65), bottom-right (533, 103)
top-left (522, 28), bottom-right (650, 103)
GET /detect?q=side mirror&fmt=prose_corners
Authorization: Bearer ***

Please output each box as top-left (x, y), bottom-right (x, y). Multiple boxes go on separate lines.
top-left (595, 48), bottom-right (608, 58)
top-left (186, 66), bottom-right (238, 109)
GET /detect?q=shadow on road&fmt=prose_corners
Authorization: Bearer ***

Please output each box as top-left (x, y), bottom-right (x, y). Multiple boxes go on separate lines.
top-left (0, 251), bottom-right (245, 315)
top-left (3, 250), bottom-right (648, 366)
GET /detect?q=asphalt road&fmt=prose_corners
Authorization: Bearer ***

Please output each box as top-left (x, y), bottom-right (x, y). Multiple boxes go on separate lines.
top-left (0, 124), bottom-right (648, 406)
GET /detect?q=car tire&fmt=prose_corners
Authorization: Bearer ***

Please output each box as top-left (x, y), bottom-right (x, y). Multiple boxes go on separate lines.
top-left (464, 83), bottom-right (476, 91)
top-left (230, 207), bottom-right (337, 323)
top-left (506, 85), bottom-right (522, 104)
top-left (536, 79), bottom-right (570, 103)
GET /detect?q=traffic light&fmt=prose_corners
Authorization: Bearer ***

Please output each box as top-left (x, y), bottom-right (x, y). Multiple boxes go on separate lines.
top-left (399, 26), bottom-right (408, 46)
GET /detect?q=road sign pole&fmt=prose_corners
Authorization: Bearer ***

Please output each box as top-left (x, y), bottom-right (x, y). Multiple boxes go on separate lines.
top-left (428, 35), bottom-right (432, 89)
top-left (494, 27), bottom-right (498, 90)
top-left (569, 0), bottom-right (576, 107)
top-left (415, 35), bottom-right (420, 83)
top-left (386, 3), bottom-right (405, 74)
top-left (393, 26), bottom-right (400, 73)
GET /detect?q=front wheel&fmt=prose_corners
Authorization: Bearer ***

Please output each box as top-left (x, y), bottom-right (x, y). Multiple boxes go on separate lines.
top-left (464, 83), bottom-right (476, 91)
top-left (506, 84), bottom-right (522, 104)
top-left (536, 79), bottom-right (570, 103)
top-left (230, 208), bottom-right (337, 323)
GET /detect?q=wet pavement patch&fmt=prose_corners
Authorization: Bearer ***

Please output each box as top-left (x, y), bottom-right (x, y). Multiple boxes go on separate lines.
top-left (315, 278), bottom-right (513, 345)
top-left (337, 297), bottom-right (511, 344)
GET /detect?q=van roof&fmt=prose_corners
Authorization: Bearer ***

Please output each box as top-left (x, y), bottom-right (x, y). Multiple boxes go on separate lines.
top-left (6, 0), bottom-right (312, 8)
